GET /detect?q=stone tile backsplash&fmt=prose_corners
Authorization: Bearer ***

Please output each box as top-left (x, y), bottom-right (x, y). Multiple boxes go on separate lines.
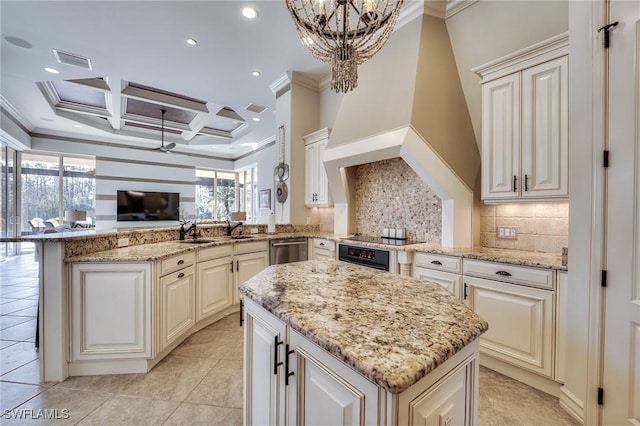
top-left (353, 158), bottom-right (442, 243)
top-left (480, 202), bottom-right (569, 254)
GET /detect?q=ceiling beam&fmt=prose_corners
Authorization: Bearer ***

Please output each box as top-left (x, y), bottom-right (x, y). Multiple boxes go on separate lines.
top-left (105, 77), bottom-right (124, 130)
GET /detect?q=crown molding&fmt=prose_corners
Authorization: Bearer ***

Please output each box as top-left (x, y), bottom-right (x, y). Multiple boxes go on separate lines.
top-left (396, 0), bottom-right (429, 29)
top-left (269, 72), bottom-right (292, 97)
top-left (445, 0), bottom-right (479, 19)
top-left (0, 94), bottom-right (33, 132)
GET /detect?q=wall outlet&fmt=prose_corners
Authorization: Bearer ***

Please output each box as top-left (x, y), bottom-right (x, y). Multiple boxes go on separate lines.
top-left (250, 228), bottom-right (259, 234)
top-left (117, 237), bottom-right (129, 247)
top-left (306, 216), bottom-right (310, 225)
top-left (496, 226), bottom-right (518, 239)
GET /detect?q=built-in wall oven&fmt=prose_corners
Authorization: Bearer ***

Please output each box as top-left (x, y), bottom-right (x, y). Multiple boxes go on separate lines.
top-left (338, 243), bottom-right (390, 271)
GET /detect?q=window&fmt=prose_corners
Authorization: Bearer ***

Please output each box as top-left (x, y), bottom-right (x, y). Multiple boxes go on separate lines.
top-left (195, 166), bottom-right (257, 222)
top-left (20, 153), bottom-right (95, 234)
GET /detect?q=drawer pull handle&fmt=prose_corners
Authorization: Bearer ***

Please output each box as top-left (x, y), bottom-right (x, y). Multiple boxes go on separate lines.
top-left (496, 270), bottom-right (512, 277)
top-left (320, 242), bottom-right (325, 246)
top-left (177, 272), bottom-right (184, 278)
top-left (177, 259), bottom-right (185, 265)
top-left (430, 260), bottom-right (443, 265)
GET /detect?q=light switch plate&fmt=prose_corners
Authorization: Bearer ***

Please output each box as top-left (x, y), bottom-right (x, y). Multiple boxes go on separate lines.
top-left (117, 237), bottom-right (129, 247)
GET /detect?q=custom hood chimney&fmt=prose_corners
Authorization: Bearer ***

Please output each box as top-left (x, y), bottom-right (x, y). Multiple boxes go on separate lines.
top-left (324, 10), bottom-right (480, 249)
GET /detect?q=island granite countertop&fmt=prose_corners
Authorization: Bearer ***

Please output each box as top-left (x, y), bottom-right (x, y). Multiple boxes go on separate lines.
top-left (239, 259), bottom-right (489, 394)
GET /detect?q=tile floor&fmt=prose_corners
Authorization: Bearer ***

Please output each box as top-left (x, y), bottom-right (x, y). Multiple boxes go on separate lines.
top-left (0, 253), bottom-right (579, 425)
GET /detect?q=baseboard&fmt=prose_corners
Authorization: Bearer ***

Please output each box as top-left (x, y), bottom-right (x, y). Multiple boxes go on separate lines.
top-left (559, 386), bottom-right (584, 424)
top-left (480, 354), bottom-right (561, 397)
top-left (68, 359), bottom-right (148, 376)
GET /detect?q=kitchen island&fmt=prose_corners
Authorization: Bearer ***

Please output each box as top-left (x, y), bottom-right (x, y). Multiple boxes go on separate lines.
top-left (240, 260), bottom-right (489, 425)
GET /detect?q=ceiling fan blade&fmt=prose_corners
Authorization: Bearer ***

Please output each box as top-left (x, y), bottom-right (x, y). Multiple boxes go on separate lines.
top-left (164, 142), bottom-right (176, 151)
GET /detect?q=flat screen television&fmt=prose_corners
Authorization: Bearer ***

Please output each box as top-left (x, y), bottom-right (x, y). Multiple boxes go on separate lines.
top-left (117, 190), bottom-right (180, 222)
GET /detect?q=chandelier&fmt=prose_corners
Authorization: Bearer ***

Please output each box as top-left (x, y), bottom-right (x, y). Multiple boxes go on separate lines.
top-left (285, 0), bottom-right (404, 93)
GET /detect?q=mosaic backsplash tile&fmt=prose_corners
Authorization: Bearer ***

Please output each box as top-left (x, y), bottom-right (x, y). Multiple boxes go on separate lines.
top-left (352, 158), bottom-right (441, 243)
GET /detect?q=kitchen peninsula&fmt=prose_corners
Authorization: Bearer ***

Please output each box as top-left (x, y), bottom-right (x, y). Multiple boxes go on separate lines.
top-left (240, 260), bottom-right (489, 425)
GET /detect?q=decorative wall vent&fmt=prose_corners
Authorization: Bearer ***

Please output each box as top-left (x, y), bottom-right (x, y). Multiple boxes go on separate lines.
top-left (244, 103), bottom-right (267, 114)
top-left (53, 49), bottom-right (92, 70)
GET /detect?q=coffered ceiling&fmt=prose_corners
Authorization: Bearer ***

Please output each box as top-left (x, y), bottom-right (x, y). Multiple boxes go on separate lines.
top-left (0, 1), bottom-right (333, 158)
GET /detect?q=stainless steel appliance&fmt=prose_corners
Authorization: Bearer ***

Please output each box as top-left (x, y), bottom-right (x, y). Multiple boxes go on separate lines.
top-left (269, 238), bottom-right (308, 265)
top-left (338, 243), bottom-right (390, 271)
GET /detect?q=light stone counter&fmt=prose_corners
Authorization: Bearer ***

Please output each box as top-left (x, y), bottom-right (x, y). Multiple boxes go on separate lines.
top-left (239, 259), bottom-right (489, 394)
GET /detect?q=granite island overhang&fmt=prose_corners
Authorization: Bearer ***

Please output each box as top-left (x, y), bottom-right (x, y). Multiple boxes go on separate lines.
top-left (239, 259), bottom-right (489, 424)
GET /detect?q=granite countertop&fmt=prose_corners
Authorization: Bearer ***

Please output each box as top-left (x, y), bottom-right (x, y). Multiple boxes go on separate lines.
top-left (239, 260), bottom-right (489, 394)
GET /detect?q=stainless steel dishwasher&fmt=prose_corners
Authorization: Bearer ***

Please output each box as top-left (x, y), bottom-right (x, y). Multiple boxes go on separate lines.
top-left (269, 238), bottom-right (308, 265)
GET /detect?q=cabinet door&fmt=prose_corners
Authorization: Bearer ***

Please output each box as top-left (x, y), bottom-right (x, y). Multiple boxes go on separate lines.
top-left (521, 56), bottom-right (568, 198)
top-left (481, 73), bottom-right (521, 200)
top-left (234, 251), bottom-right (269, 304)
top-left (412, 266), bottom-right (462, 299)
top-left (159, 266), bottom-right (195, 350)
top-left (196, 255), bottom-right (233, 322)
top-left (305, 142), bottom-right (318, 206)
top-left (464, 276), bottom-right (554, 377)
top-left (244, 298), bottom-right (287, 426)
top-left (287, 329), bottom-right (380, 426)
top-left (314, 140), bottom-right (330, 206)
top-left (71, 263), bottom-right (151, 360)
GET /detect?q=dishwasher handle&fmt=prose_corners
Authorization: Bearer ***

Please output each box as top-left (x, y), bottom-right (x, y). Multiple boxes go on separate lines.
top-left (271, 241), bottom-right (307, 247)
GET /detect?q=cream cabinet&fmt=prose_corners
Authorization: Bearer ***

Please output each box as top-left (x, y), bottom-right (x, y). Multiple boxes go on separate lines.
top-left (411, 252), bottom-right (462, 298)
top-left (233, 241), bottom-right (269, 305)
top-left (311, 238), bottom-right (336, 261)
top-left (462, 259), bottom-right (555, 379)
top-left (304, 128), bottom-right (332, 207)
top-left (158, 264), bottom-right (196, 351)
top-left (243, 297), bottom-right (480, 426)
top-left (196, 245), bottom-right (234, 322)
top-left (70, 263), bottom-right (152, 361)
top-left (476, 36), bottom-right (568, 202)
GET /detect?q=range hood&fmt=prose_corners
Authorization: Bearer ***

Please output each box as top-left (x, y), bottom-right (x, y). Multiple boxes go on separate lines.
top-left (323, 12), bottom-right (479, 249)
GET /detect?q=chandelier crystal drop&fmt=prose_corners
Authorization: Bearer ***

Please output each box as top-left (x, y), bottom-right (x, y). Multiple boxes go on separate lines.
top-left (285, 0), bottom-right (404, 93)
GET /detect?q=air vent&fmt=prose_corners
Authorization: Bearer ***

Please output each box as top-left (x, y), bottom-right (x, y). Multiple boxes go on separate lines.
top-left (53, 49), bottom-right (92, 70)
top-left (245, 103), bottom-right (267, 114)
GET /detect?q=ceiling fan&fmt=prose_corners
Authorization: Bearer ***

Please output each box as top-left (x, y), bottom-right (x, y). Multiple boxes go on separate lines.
top-left (155, 108), bottom-right (176, 153)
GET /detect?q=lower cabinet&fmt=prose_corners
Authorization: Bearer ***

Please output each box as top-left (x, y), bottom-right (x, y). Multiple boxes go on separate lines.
top-left (312, 238), bottom-right (336, 261)
top-left (411, 252), bottom-right (462, 298)
top-left (158, 265), bottom-right (196, 351)
top-left (70, 263), bottom-right (152, 360)
top-left (463, 275), bottom-right (554, 378)
top-left (234, 242), bottom-right (269, 305)
top-left (244, 297), bottom-right (479, 426)
top-left (196, 254), bottom-right (233, 322)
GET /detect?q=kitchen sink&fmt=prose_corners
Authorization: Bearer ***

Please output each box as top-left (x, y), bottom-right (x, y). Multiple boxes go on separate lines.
top-left (178, 238), bottom-right (218, 244)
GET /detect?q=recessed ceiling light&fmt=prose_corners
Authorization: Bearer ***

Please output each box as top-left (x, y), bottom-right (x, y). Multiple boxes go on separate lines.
top-left (44, 67), bottom-right (60, 74)
top-left (3, 35), bottom-right (32, 49)
top-left (186, 38), bottom-right (197, 46)
top-left (251, 70), bottom-right (261, 77)
top-left (73, 124), bottom-right (83, 128)
top-left (252, 117), bottom-right (260, 122)
top-left (242, 7), bottom-right (258, 19)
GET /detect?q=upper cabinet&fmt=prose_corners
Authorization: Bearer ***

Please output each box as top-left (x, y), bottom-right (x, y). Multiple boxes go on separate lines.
top-left (475, 34), bottom-right (568, 202)
top-left (304, 128), bottom-right (332, 207)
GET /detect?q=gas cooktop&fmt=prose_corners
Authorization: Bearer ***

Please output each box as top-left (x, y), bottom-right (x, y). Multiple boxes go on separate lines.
top-left (342, 235), bottom-right (424, 247)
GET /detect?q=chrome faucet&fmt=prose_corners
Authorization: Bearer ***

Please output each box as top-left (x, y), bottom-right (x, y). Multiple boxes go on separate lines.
top-left (179, 220), bottom-right (197, 240)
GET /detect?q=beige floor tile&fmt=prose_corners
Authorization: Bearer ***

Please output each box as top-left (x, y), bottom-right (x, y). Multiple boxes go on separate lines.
top-left (0, 342), bottom-right (38, 374)
top-left (0, 299), bottom-right (38, 315)
top-left (119, 354), bottom-right (218, 402)
top-left (77, 395), bottom-right (179, 425)
top-left (478, 367), bottom-right (579, 426)
top-left (0, 320), bottom-right (36, 342)
top-left (164, 402), bottom-right (242, 426)
top-left (56, 373), bottom-right (138, 394)
top-left (1, 359), bottom-right (54, 388)
top-left (0, 382), bottom-right (46, 411)
top-left (12, 386), bottom-right (112, 425)
top-left (223, 342), bottom-right (243, 361)
top-left (172, 329), bottom-right (239, 359)
top-left (0, 340), bottom-right (18, 350)
top-left (185, 359), bottom-right (243, 408)
top-left (0, 316), bottom-right (33, 331)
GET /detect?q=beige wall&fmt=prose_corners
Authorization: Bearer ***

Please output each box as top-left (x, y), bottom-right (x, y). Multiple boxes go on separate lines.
top-left (479, 201), bottom-right (569, 254)
top-left (446, 1), bottom-right (569, 149)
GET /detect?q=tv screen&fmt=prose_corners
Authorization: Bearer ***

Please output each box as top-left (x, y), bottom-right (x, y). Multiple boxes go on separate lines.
top-left (117, 190), bottom-right (180, 221)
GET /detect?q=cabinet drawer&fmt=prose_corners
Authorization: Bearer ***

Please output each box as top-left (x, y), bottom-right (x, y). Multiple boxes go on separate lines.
top-left (414, 252), bottom-right (461, 274)
top-left (160, 252), bottom-right (196, 276)
top-left (412, 266), bottom-right (462, 299)
top-left (198, 244), bottom-right (233, 262)
top-left (463, 259), bottom-right (555, 290)
top-left (234, 240), bottom-right (268, 255)
top-left (313, 248), bottom-right (336, 261)
top-left (313, 238), bottom-right (335, 251)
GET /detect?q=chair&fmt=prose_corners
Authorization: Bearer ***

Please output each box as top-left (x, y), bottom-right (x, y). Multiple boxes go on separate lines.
top-left (28, 218), bottom-right (45, 234)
